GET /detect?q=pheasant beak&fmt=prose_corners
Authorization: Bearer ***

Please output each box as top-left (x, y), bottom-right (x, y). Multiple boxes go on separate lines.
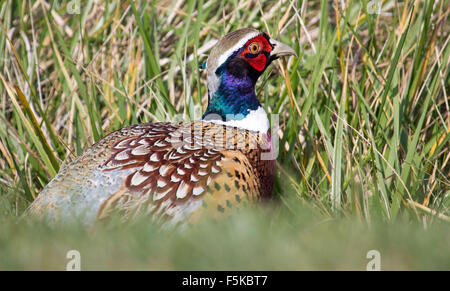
top-left (269, 39), bottom-right (297, 60)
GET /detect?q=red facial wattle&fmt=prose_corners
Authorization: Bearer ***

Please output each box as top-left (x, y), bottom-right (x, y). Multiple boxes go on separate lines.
top-left (239, 35), bottom-right (272, 72)
top-left (247, 54), bottom-right (267, 71)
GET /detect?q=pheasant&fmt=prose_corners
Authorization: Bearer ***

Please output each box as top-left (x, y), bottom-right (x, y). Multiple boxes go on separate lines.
top-left (26, 28), bottom-right (296, 226)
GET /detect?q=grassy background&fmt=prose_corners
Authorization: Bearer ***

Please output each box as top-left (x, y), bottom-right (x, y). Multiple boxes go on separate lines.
top-left (0, 0), bottom-right (449, 270)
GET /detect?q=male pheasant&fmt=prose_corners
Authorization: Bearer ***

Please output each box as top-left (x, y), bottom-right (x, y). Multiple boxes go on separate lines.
top-left (26, 28), bottom-right (296, 226)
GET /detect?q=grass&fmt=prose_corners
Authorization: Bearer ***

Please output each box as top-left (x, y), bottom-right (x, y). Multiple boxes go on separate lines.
top-left (2, 204), bottom-right (450, 270)
top-left (0, 0), bottom-right (449, 270)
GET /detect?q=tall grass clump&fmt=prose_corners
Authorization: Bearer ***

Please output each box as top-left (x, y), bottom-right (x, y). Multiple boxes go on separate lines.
top-left (1, 0), bottom-right (449, 222)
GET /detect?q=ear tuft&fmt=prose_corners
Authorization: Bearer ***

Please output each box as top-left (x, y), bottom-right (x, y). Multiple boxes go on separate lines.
top-left (199, 60), bottom-right (207, 70)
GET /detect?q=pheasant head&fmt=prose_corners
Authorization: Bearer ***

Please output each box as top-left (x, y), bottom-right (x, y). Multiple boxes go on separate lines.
top-left (202, 28), bottom-right (296, 133)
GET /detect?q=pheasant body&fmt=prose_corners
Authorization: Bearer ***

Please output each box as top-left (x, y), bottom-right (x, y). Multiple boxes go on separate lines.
top-left (28, 122), bottom-right (275, 225)
top-left (26, 28), bottom-right (295, 225)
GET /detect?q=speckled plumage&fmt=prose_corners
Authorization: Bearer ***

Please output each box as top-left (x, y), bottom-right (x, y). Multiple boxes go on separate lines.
top-left (27, 122), bottom-right (274, 226)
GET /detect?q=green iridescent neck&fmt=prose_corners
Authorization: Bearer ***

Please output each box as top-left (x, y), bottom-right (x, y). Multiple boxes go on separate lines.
top-left (202, 68), bottom-right (260, 121)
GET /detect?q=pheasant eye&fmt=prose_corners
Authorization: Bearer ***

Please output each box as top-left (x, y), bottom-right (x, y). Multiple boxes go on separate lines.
top-left (248, 42), bottom-right (260, 54)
